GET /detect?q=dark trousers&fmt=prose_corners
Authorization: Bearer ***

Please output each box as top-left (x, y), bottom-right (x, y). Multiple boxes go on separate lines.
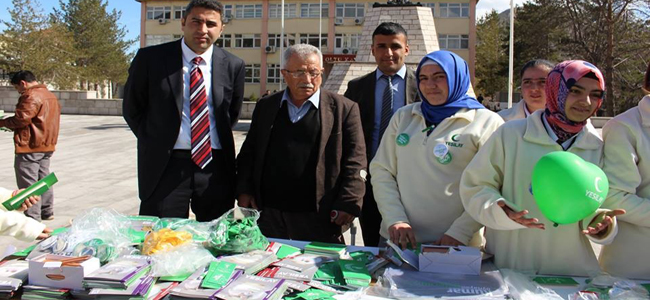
top-left (360, 180), bottom-right (382, 247)
top-left (15, 152), bottom-right (54, 221)
top-left (139, 150), bottom-right (235, 222)
top-left (258, 207), bottom-right (344, 244)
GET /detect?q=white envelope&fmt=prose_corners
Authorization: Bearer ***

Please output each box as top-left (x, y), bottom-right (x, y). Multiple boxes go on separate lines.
top-left (418, 245), bottom-right (481, 275)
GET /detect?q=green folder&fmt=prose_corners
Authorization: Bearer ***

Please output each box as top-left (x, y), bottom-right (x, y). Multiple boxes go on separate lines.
top-left (2, 173), bottom-right (58, 211)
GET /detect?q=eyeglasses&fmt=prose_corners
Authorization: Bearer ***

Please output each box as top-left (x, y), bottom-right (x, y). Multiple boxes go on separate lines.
top-left (282, 69), bottom-right (323, 79)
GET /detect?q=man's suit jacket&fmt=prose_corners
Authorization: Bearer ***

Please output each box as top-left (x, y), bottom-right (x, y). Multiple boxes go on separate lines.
top-left (236, 89), bottom-right (367, 217)
top-left (123, 40), bottom-right (246, 201)
top-left (344, 68), bottom-right (420, 160)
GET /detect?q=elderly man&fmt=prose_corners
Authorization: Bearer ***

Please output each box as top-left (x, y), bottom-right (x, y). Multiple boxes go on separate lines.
top-left (237, 44), bottom-right (366, 243)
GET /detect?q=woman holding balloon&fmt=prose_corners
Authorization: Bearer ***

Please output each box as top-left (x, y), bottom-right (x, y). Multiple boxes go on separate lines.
top-left (460, 60), bottom-right (624, 276)
top-left (599, 62), bottom-right (650, 279)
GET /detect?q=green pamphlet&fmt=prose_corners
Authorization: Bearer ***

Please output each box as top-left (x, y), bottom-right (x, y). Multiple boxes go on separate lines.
top-left (532, 276), bottom-right (579, 286)
top-left (158, 272), bottom-right (193, 282)
top-left (338, 259), bottom-right (371, 288)
top-left (200, 261), bottom-right (237, 289)
top-left (2, 173), bottom-right (58, 211)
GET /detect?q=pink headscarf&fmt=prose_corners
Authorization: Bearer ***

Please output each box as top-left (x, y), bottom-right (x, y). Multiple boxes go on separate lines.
top-left (544, 60), bottom-right (605, 143)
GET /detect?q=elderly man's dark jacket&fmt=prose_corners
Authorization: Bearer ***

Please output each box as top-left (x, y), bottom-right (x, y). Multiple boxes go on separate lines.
top-left (237, 89), bottom-right (367, 217)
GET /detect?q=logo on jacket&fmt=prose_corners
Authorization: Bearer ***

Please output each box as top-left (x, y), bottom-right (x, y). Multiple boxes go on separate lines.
top-left (446, 134), bottom-right (463, 148)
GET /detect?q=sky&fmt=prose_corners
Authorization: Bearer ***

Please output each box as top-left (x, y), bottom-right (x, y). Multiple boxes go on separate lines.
top-left (0, 0), bottom-right (523, 53)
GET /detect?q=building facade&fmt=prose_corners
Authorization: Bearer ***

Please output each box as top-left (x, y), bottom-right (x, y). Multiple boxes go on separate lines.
top-left (137, 0), bottom-right (477, 99)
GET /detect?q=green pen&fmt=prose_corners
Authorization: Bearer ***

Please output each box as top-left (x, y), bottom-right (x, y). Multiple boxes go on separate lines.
top-left (422, 125), bottom-right (435, 133)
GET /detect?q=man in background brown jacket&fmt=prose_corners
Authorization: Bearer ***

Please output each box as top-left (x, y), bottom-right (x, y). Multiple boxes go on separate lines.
top-left (236, 44), bottom-right (366, 243)
top-left (0, 71), bottom-right (61, 221)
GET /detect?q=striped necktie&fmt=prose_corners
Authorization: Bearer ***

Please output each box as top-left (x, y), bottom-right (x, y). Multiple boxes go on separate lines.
top-left (190, 57), bottom-right (212, 169)
top-left (379, 74), bottom-right (394, 139)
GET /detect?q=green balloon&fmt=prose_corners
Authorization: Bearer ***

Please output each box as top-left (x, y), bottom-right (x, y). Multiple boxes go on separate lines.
top-left (531, 151), bottom-right (608, 225)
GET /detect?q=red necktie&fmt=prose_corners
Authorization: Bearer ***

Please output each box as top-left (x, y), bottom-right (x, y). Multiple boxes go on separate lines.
top-left (190, 57), bottom-right (212, 169)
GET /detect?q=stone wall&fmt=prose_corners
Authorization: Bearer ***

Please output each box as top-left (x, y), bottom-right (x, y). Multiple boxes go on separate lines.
top-left (0, 86), bottom-right (122, 116)
top-left (0, 86), bottom-right (257, 119)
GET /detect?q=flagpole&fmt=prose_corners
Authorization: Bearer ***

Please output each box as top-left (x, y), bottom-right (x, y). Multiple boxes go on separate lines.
top-left (507, 0), bottom-right (514, 108)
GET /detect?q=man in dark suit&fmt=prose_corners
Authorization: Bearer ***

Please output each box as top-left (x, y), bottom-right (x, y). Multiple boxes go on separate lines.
top-left (123, 0), bottom-right (245, 221)
top-left (344, 22), bottom-right (419, 246)
top-left (237, 44), bottom-right (366, 243)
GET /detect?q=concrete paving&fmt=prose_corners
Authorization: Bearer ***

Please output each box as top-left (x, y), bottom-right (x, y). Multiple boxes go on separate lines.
top-left (0, 115), bottom-right (363, 253)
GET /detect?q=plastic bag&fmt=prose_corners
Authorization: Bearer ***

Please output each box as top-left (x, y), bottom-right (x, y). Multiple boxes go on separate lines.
top-left (577, 275), bottom-right (650, 300)
top-left (153, 218), bottom-right (212, 242)
top-left (142, 228), bottom-right (193, 255)
top-left (38, 208), bottom-right (133, 263)
top-left (500, 269), bottom-right (564, 300)
top-left (204, 207), bottom-right (269, 254)
top-left (149, 243), bottom-right (216, 277)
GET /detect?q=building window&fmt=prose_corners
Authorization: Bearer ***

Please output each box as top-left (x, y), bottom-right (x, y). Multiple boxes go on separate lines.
top-left (146, 6), bottom-right (171, 20)
top-left (267, 64), bottom-right (283, 83)
top-left (246, 64), bottom-right (261, 83)
top-left (439, 3), bottom-right (469, 18)
top-left (224, 5), bottom-right (233, 18)
top-left (235, 4), bottom-right (263, 19)
top-left (216, 34), bottom-right (232, 48)
top-left (335, 3), bottom-right (364, 18)
top-left (145, 34), bottom-right (175, 46)
top-left (424, 3), bottom-right (435, 16)
top-left (299, 33), bottom-right (328, 49)
top-left (269, 4), bottom-right (297, 18)
top-left (438, 34), bottom-right (469, 49)
top-left (267, 33), bottom-right (296, 48)
top-left (334, 33), bottom-right (360, 54)
top-left (173, 6), bottom-right (185, 19)
top-left (300, 3), bottom-right (328, 18)
top-left (235, 34), bottom-right (261, 48)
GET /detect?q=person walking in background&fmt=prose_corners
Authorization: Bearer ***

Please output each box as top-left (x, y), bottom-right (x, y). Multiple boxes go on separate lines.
top-left (599, 62), bottom-right (650, 279)
top-left (237, 44), bottom-right (366, 244)
top-left (371, 50), bottom-right (503, 249)
top-left (123, 0), bottom-right (245, 221)
top-left (0, 71), bottom-right (60, 222)
top-left (499, 60), bottom-right (554, 122)
top-left (344, 22), bottom-right (419, 246)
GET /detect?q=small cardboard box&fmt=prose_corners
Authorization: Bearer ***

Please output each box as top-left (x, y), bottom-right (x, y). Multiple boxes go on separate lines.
top-left (28, 254), bottom-right (100, 290)
top-left (418, 245), bottom-right (481, 275)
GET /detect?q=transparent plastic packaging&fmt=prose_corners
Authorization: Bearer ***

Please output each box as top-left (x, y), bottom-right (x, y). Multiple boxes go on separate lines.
top-left (577, 275), bottom-right (650, 300)
top-left (38, 208), bottom-right (134, 263)
top-left (149, 243), bottom-right (216, 277)
top-left (204, 207), bottom-right (269, 254)
top-left (152, 218), bottom-right (212, 242)
top-left (500, 269), bottom-right (564, 300)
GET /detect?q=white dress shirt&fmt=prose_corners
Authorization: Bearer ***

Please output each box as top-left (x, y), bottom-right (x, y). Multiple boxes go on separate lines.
top-left (174, 38), bottom-right (221, 150)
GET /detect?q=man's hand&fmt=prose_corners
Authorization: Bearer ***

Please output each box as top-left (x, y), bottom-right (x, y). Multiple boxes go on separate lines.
top-left (11, 189), bottom-right (41, 213)
top-left (583, 209), bottom-right (625, 237)
top-left (498, 201), bottom-right (545, 229)
top-left (433, 234), bottom-right (465, 247)
top-left (388, 223), bottom-right (416, 250)
top-left (37, 228), bottom-right (53, 240)
top-left (331, 210), bottom-right (354, 226)
top-left (237, 193), bottom-right (258, 210)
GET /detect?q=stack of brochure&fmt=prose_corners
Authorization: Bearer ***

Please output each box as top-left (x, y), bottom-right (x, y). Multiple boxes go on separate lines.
top-left (269, 253), bottom-right (332, 282)
top-left (338, 259), bottom-right (371, 289)
top-left (212, 271), bottom-right (288, 300)
top-left (168, 266), bottom-right (221, 299)
top-left (83, 255), bottom-right (152, 289)
top-left (88, 275), bottom-right (155, 299)
top-left (21, 285), bottom-right (70, 300)
top-left (0, 259), bottom-right (29, 298)
top-left (304, 242), bottom-right (347, 259)
top-left (217, 250), bottom-right (277, 274)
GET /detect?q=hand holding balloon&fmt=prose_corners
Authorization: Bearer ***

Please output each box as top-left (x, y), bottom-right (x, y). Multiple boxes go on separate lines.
top-left (582, 209), bottom-right (625, 237)
top-left (532, 152), bottom-right (608, 225)
top-left (498, 201), bottom-right (545, 230)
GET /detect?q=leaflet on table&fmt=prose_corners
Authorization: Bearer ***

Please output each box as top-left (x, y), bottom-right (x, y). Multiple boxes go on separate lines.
top-left (257, 266), bottom-right (318, 282)
top-left (217, 250), bottom-right (277, 274)
top-left (338, 259), bottom-right (371, 288)
top-left (2, 172), bottom-right (58, 211)
top-left (84, 255), bottom-right (152, 288)
top-left (380, 267), bottom-right (508, 299)
top-left (201, 261), bottom-right (237, 289)
top-left (385, 240), bottom-right (419, 270)
top-left (168, 266), bottom-right (220, 299)
top-left (89, 275), bottom-right (154, 296)
top-left (271, 253), bottom-right (332, 272)
top-left (211, 272), bottom-right (288, 300)
top-left (265, 242), bottom-right (301, 259)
